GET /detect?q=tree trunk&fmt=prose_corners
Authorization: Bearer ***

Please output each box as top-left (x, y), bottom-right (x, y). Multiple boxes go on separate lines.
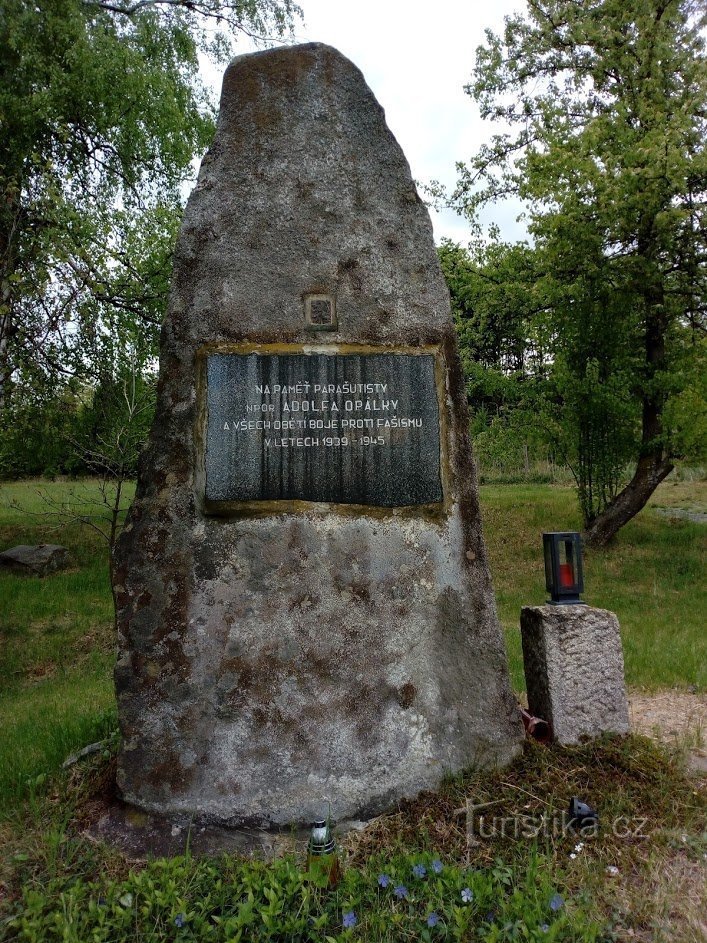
top-left (584, 452), bottom-right (673, 547)
top-left (0, 228), bottom-right (12, 411)
top-left (585, 259), bottom-right (672, 548)
top-left (0, 181), bottom-right (21, 412)
top-left (0, 308), bottom-right (10, 411)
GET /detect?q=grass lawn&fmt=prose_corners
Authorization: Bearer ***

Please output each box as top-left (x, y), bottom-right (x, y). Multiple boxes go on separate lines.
top-left (0, 477), bottom-right (704, 805)
top-left (482, 480), bottom-right (707, 694)
top-left (0, 477), bottom-right (704, 942)
top-left (0, 481), bottom-right (130, 806)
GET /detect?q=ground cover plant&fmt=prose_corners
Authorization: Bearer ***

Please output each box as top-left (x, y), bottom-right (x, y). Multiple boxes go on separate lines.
top-left (0, 732), bottom-right (704, 941)
top-left (2, 845), bottom-right (600, 942)
top-left (0, 477), bottom-right (704, 940)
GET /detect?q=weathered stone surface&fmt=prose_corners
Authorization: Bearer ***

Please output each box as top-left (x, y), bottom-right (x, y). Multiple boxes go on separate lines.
top-left (113, 42), bottom-right (522, 828)
top-left (0, 544), bottom-right (71, 577)
top-left (521, 605), bottom-right (630, 745)
top-left (89, 802), bottom-right (360, 861)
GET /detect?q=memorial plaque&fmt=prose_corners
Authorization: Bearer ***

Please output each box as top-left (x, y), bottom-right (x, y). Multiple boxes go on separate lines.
top-left (205, 352), bottom-right (442, 506)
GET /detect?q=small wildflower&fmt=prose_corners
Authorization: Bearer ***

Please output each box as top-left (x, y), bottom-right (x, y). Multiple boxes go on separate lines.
top-left (378, 873), bottom-right (391, 888)
top-left (174, 913), bottom-right (186, 928)
top-left (461, 887), bottom-right (473, 903)
top-left (342, 911), bottom-right (357, 929)
top-left (394, 885), bottom-right (408, 899)
top-left (431, 859), bottom-right (443, 874)
top-left (606, 865), bottom-right (620, 877)
top-left (549, 893), bottom-right (564, 912)
top-left (540, 924), bottom-right (550, 933)
top-left (412, 863), bottom-right (427, 878)
top-left (427, 912), bottom-right (440, 927)
top-left (569, 852), bottom-right (577, 860)
top-left (574, 842), bottom-right (584, 852)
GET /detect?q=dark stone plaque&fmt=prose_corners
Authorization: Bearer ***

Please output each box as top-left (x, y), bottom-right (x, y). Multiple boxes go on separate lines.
top-left (205, 353), bottom-right (442, 506)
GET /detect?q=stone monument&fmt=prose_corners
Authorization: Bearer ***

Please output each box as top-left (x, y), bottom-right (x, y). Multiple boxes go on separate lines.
top-left (113, 42), bottom-right (523, 828)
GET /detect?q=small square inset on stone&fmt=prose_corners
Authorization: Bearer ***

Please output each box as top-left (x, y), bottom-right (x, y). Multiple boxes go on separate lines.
top-left (304, 294), bottom-right (337, 330)
top-left (310, 299), bottom-right (331, 324)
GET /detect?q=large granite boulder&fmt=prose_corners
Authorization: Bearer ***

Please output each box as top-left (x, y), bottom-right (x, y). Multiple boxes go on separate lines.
top-left (113, 42), bottom-right (522, 828)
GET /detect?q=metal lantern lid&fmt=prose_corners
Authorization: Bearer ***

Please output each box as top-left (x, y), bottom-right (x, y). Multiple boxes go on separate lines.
top-left (308, 819), bottom-right (336, 856)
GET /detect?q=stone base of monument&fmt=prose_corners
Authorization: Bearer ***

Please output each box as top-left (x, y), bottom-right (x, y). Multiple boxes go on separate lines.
top-left (86, 799), bottom-right (366, 861)
top-left (520, 605), bottom-right (630, 745)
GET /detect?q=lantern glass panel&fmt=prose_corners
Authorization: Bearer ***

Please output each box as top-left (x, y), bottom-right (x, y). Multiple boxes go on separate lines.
top-left (558, 539), bottom-right (576, 588)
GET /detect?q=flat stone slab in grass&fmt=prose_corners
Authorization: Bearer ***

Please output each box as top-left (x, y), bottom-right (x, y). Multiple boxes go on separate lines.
top-left (0, 544), bottom-right (71, 576)
top-left (653, 507), bottom-right (707, 524)
top-left (521, 604), bottom-right (630, 745)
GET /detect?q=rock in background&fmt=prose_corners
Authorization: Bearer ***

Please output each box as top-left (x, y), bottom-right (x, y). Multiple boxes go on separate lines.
top-left (0, 544), bottom-right (71, 577)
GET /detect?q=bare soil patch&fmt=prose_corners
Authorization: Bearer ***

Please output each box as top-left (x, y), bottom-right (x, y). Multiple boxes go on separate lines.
top-left (629, 690), bottom-right (706, 752)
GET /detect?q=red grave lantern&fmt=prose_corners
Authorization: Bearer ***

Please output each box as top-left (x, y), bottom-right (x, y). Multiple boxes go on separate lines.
top-left (543, 532), bottom-right (585, 605)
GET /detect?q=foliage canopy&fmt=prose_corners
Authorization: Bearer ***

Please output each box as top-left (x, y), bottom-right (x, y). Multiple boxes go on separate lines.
top-left (453, 0), bottom-right (707, 543)
top-left (0, 0), bottom-right (299, 476)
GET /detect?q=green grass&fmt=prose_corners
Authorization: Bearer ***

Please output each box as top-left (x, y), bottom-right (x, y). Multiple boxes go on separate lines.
top-left (1, 477), bottom-right (704, 806)
top-left (0, 477), bottom-right (705, 942)
top-left (481, 481), bottom-right (707, 693)
top-left (0, 480), bottom-right (130, 807)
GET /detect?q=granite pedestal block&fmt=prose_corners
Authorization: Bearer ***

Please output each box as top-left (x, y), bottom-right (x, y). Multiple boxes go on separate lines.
top-left (521, 605), bottom-right (630, 745)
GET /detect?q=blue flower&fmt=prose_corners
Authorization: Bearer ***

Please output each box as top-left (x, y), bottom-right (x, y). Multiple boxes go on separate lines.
top-left (378, 873), bottom-right (390, 888)
top-left (427, 912), bottom-right (440, 927)
top-left (394, 885), bottom-right (408, 899)
top-left (412, 863), bottom-right (427, 878)
top-left (540, 924), bottom-right (550, 933)
top-left (174, 913), bottom-right (186, 928)
top-left (461, 887), bottom-right (473, 903)
top-left (549, 893), bottom-right (564, 912)
top-left (342, 911), bottom-right (357, 929)
top-left (432, 859), bottom-right (443, 874)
